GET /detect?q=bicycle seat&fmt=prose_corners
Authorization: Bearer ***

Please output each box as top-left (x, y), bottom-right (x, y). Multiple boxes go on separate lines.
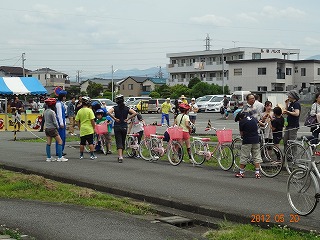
top-left (156, 135), bottom-right (165, 139)
top-left (201, 138), bottom-right (211, 142)
top-left (128, 133), bottom-right (140, 137)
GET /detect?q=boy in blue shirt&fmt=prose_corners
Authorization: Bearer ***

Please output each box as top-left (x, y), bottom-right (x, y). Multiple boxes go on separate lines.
top-left (234, 109), bottom-right (262, 179)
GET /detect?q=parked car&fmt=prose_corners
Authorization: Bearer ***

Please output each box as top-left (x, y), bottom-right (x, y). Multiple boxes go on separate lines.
top-left (91, 98), bottom-right (117, 111)
top-left (205, 95), bottom-right (231, 112)
top-left (128, 99), bottom-right (149, 112)
top-left (196, 95), bottom-right (219, 112)
top-left (147, 99), bottom-right (166, 113)
top-left (125, 96), bottom-right (151, 105)
top-left (229, 91), bottom-right (251, 109)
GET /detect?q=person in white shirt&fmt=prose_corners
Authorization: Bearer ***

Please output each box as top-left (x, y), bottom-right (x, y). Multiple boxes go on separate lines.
top-left (188, 98), bottom-right (198, 124)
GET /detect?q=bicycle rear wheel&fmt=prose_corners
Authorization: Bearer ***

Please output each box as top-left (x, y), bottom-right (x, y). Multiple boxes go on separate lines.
top-left (259, 144), bottom-right (284, 177)
top-left (216, 145), bottom-right (234, 171)
top-left (284, 143), bottom-right (309, 175)
top-left (287, 168), bottom-right (319, 216)
top-left (139, 139), bottom-right (152, 161)
top-left (190, 140), bottom-right (206, 165)
top-left (125, 136), bottom-right (136, 158)
top-left (231, 137), bottom-right (242, 169)
top-left (167, 141), bottom-right (183, 166)
top-left (100, 135), bottom-right (107, 155)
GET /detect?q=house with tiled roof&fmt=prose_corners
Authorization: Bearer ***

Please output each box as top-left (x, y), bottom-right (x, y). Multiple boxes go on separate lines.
top-left (0, 66), bottom-right (31, 77)
top-left (119, 76), bottom-right (167, 96)
top-left (28, 68), bottom-right (69, 88)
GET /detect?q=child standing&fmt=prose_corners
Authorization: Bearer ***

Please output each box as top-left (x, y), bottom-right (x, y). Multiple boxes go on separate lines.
top-left (234, 109), bottom-right (262, 179)
top-left (259, 101), bottom-right (274, 144)
top-left (75, 96), bottom-right (97, 160)
top-left (95, 109), bottom-right (112, 154)
top-left (43, 98), bottom-right (68, 162)
top-left (271, 106), bottom-right (284, 149)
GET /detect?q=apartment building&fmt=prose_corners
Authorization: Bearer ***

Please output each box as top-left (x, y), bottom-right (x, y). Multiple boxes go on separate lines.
top-left (28, 68), bottom-right (70, 88)
top-left (166, 47), bottom-right (300, 87)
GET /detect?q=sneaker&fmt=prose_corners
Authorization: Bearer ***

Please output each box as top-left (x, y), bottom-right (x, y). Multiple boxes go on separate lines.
top-left (235, 172), bottom-right (244, 178)
top-left (107, 151), bottom-right (112, 154)
top-left (90, 155), bottom-right (97, 160)
top-left (136, 155), bottom-right (141, 158)
top-left (118, 157), bottom-right (123, 163)
top-left (255, 173), bottom-right (261, 179)
top-left (80, 155), bottom-right (84, 159)
top-left (46, 157), bottom-right (56, 162)
top-left (57, 157), bottom-right (68, 162)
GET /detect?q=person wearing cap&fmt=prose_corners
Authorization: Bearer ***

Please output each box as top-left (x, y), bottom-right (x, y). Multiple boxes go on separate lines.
top-left (180, 95), bottom-right (188, 104)
top-left (282, 89), bottom-right (301, 149)
top-left (160, 98), bottom-right (171, 126)
top-left (55, 90), bottom-right (67, 156)
top-left (233, 109), bottom-right (262, 179)
top-left (189, 98), bottom-right (198, 125)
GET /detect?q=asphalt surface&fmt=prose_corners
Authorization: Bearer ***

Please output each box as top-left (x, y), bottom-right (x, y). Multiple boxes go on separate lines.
top-left (0, 112), bottom-right (319, 239)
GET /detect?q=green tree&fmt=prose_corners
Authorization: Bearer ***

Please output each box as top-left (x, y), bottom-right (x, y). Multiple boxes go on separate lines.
top-left (189, 82), bottom-right (213, 98)
top-left (65, 85), bottom-right (80, 98)
top-left (188, 77), bottom-right (201, 89)
top-left (149, 91), bottom-right (161, 98)
top-left (86, 81), bottom-right (104, 98)
top-left (170, 84), bottom-right (190, 99)
top-left (155, 84), bottom-right (171, 98)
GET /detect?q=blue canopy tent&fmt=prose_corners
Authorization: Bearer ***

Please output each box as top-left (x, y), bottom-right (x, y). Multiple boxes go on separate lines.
top-left (0, 77), bottom-right (47, 95)
top-left (0, 77), bottom-right (47, 132)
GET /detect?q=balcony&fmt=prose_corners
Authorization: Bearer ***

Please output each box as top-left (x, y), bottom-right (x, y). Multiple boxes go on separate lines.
top-left (277, 73), bottom-right (285, 79)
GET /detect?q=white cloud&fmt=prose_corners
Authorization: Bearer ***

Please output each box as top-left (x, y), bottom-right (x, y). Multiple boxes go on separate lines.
top-left (190, 14), bottom-right (231, 26)
top-left (236, 13), bottom-right (259, 23)
top-left (261, 6), bottom-right (305, 19)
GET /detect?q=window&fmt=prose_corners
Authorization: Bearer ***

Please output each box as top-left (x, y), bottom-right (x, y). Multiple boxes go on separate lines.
top-left (128, 84), bottom-right (133, 90)
top-left (318, 68), bottom-right (320, 75)
top-left (258, 68), bottom-right (266, 75)
top-left (209, 72), bottom-right (216, 78)
top-left (286, 68), bottom-right (292, 75)
top-left (252, 53), bottom-right (261, 59)
top-left (258, 86), bottom-right (267, 91)
top-left (301, 68), bottom-right (306, 76)
top-left (122, 84), bottom-right (124, 90)
top-left (234, 68), bottom-right (242, 76)
top-left (172, 60), bottom-right (177, 64)
top-left (234, 86), bottom-right (242, 91)
top-left (238, 54), bottom-right (243, 59)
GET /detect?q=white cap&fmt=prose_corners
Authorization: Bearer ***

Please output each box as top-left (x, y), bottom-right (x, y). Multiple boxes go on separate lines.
top-left (191, 98), bottom-right (195, 101)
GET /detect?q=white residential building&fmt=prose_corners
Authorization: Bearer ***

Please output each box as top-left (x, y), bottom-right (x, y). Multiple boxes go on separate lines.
top-left (28, 68), bottom-right (69, 88)
top-left (166, 47), bottom-right (300, 87)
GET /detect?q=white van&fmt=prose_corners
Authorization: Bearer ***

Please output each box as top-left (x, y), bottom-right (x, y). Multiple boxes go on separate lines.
top-left (230, 91), bottom-right (251, 110)
top-left (125, 96), bottom-right (151, 105)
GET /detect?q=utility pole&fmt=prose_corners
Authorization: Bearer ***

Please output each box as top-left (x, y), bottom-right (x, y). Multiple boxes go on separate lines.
top-left (76, 70), bottom-right (82, 83)
top-left (157, 66), bottom-right (163, 78)
top-left (205, 34), bottom-right (211, 51)
top-left (222, 48), bottom-right (225, 94)
top-left (22, 53), bottom-right (26, 77)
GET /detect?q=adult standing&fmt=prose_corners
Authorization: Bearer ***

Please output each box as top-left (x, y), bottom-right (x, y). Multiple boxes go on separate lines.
top-left (55, 90), bottom-right (67, 156)
top-left (108, 94), bottom-right (137, 163)
top-left (309, 92), bottom-right (320, 145)
top-left (180, 95), bottom-right (188, 104)
top-left (188, 98), bottom-right (198, 124)
top-left (10, 96), bottom-right (24, 131)
top-left (222, 95), bottom-right (230, 120)
top-left (67, 96), bottom-right (76, 136)
top-left (253, 94), bottom-right (264, 119)
top-left (75, 96), bottom-right (83, 114)
top-left (160, 98), bottom-right (171, 126)
top-left (242, 94), bottom-right (259, 120)
top-left (282, 90), bottom-right (301, 149)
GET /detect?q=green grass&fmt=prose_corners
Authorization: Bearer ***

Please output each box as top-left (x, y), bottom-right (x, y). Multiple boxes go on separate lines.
top-left (205, 221), bottom-right (320, 240)
top-left (0, 169), bottom-right (152, 215)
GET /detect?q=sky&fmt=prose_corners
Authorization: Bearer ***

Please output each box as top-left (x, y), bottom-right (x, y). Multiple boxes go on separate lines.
top-left (1, 0), bottom-right (320, 80)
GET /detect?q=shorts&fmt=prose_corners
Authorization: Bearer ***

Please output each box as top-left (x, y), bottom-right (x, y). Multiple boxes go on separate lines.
top-left (240, 144), bottom-right (262, 165)
top-left (80, 133), bottom-right (94, 145)
top-left (273, 132), bottom-right (282, 144)
top-left (189, 115), bottom-right (196, 121)
top-left (45, 128), bottom-right (59, 138)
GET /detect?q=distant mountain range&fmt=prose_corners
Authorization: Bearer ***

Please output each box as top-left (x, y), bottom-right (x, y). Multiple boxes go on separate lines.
top-left (90, 67), bottom-right (168, 80)
top-left (306, 55), bottom-right (320, 60)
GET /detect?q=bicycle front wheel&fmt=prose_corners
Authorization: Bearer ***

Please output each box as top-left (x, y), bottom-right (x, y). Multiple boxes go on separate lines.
top-left (100, 135), bottom-right (107, 155)
top-left (284, 143), bottom-right (310, 175)
top-left (260, 144), bottom-right (284, 177)
top-left (216, 145), bottom-right (234, 171)
top-left (287, 168), bottom-right (319, 216)
top-left (190, 140), bottom-right (206, 165)
top-left (167, 141), bottom-right (183, 166)
top-left (125, 136), bottom-right (136, 158)
top-left (231, 137), bottom-right (242, 169)
top-left (139, 139), bottom-right (152, 161)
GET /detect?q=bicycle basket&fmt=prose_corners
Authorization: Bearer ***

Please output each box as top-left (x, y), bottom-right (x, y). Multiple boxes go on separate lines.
top-left (95, 122), bottom-right (108, 134)
top-left (216, 129), bottom-right (232, 143)
top-left (144, 125), bottom-right (156, 138)
top-left (167, 126), bottom-right (183, 140)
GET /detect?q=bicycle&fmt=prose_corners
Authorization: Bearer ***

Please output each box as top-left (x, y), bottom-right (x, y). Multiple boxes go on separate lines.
top-left (125, 133), bottom-right (140, 158)
top-left (84, 122), bottom-right (109, 154)
top-left (190, 127), bottom-right (234, 171)
top-left (149, 126), bottom-right (184, 166)
top-left (287, 140), bottom-right (320, 215)
top-left (283, 126), bottom-right (320, 174)
top-left (138, 125), bottom-right (156, 161)
top-left (231, 123), bottom-right (284, 177)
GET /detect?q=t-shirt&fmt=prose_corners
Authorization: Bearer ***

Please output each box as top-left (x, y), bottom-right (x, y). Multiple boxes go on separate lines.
top-left (131, 114), bottom-right (144, 133)
top-left (189, 103), bottom-right (198, 116)
top-left (287, 101), bottom-right (301, 128)
top-left (271, 116), bottom-right (284, 133)
top-left (175, 113), bottom-right (190, 132)
top-left (113, 105), bottom-right (130, 128)
top-left (44, 109), bottom-right (58, 129)
top-left (75, 107), bottom-right (95, 137)
top-left (239, 115), bottom-right (259, 144)
top-left (161, 102), bottom-right (171, 114)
